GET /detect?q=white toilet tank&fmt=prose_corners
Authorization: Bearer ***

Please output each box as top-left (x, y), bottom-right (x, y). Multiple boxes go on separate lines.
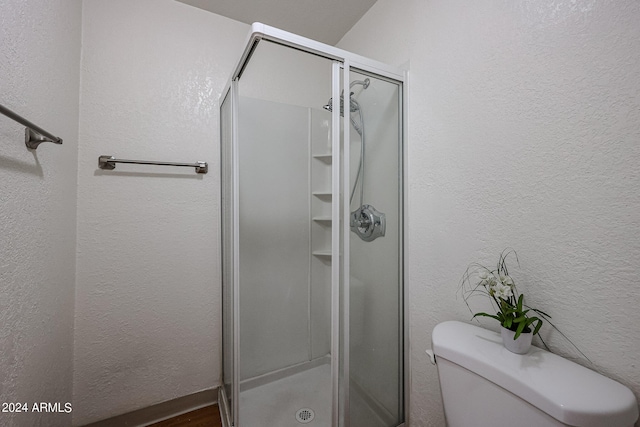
top-left (432, 321), bottom-right (639, 427)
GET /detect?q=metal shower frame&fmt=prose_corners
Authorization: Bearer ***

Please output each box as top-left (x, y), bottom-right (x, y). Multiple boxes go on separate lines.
top-left (219, 22), bottom-right (409, 427)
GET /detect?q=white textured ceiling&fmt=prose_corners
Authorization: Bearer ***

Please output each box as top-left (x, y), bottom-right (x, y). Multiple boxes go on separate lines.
top-left (176, 0), bottom-right (378, 45)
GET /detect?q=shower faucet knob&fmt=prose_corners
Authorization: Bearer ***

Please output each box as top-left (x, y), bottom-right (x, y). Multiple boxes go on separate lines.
top-left (350, 204), bottom-right (386, 242)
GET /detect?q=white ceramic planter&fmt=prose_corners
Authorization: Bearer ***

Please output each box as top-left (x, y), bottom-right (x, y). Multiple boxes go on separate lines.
top-left (501, 326), bottom-right (533, 354)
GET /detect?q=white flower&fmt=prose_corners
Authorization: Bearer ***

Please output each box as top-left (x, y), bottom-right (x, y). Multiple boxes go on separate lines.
top-left (492, 282), bottom-right (513, 299)
top-left (478, 270), bottom-right (495, 288)
top-left (487, 279), bottom-right (497, 296)
top-left (499, 274), bottom-right (514, 286)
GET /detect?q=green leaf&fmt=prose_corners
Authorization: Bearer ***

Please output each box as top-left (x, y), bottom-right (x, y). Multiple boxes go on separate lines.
top-left (514, 315), bottom-right (526, 323)
top-left (514, 320), bottom-right (527, 339)
top-left (504, 317), bottom-right (512, 328)
top-left (472, 312), bottom-right (500, 322)
top-left (533, 319), bottom-right (543, 335)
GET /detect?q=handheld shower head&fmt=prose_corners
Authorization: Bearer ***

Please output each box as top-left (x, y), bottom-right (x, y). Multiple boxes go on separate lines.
top-left (351, 78), bottom-right (370, 90)
top-left (321, 78), bottom-right (370, 218)
top-left (322, 92), bottom-right (359, 116)
top-left (322, 78), bottom-right (369, 114)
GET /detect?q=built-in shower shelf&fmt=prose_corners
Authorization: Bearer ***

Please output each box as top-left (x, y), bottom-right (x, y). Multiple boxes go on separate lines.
top-left (312, 216), bottom-right (332, 223)
top-left (312, 153), bottom-right (332, 163)
top-left (312, 192), bottom-right (332, 199)
top-left (312, 251), bottom-right (332, 258)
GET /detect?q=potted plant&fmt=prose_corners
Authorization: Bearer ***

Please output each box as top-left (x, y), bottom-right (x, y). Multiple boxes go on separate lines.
top-left (460, 249), bottom-right (547, 354)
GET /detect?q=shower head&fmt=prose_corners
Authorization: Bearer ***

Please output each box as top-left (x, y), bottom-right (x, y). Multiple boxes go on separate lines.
top-left (351, 78), bottom-right (370, 90)
top-left (322, 92), bottom-right (360, 116)
top-left (322, 78), bottom-right (370, 115)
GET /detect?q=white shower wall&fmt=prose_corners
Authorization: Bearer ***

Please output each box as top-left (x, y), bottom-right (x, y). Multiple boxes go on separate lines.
top-left (234, 42), bottom-right (335, 382)
top-left (237, 96), bottom-right (333, 379)
top-left (238, 97), bottom-right (312, 379)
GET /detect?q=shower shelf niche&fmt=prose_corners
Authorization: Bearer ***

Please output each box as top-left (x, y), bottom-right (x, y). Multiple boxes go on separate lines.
top-left (312, 216), bottom-right (332, 223)
top-left (312, 153), bottom-right (332, 163)
top-left (312, 250), bottom-right (332, 258)
top-left (312, 192), bottom-right (332, 199)
top-left (311, 142), bottom-right (332, 262)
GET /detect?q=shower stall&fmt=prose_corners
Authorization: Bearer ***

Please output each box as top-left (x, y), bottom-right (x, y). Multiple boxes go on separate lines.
top-left (219, 24), bottom-right (406, 427)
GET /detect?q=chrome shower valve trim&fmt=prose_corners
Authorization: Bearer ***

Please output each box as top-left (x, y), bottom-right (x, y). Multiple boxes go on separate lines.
top-left (350, 204), bottom-right (386, 242)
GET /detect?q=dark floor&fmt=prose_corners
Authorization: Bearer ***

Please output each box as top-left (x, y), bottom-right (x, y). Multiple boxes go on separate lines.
top-left (147, 405), bottom-right (222, 427)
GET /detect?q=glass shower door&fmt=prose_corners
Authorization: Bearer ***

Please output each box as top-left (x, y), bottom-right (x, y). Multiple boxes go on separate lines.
top-left (220, 23), bottom-right (406, 427)
top-left (219, 86), bottom-right (235, 426)
top-left (344, 69), bottom-right (404, 427)
top-left (234, 40), bottom-right (336, 427)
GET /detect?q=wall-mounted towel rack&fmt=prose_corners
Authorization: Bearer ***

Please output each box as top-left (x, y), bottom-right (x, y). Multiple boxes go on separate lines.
top-left (98, 155), bottom-right (208, 174)
top-left (0, 103), bottom-right (63, 149)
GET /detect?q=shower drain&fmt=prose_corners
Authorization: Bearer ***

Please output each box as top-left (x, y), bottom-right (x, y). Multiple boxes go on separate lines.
top-left (295, 408), bottom-right (315, 424)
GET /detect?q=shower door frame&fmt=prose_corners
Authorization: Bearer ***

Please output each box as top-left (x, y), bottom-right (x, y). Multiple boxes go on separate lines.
top-left (219, 22), bottom-right (408, 427)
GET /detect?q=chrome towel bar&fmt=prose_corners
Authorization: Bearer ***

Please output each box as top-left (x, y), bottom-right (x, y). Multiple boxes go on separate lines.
top-left (98, 155), bottom-right (208, 174)
top-left (0, 103), bottom-right (63, 149)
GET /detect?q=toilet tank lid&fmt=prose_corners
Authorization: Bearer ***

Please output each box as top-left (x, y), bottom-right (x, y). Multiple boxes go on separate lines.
top-left (432, 321), bottom-right (639, 427)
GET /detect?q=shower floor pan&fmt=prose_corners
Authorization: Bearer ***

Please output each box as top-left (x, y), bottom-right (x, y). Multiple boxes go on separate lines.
top-left (238, 363), bottom-right (387, 427)
top-left (240, 364), bottom-right (331, 426)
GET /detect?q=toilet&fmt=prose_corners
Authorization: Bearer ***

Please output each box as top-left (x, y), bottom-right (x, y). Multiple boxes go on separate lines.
top-left (432, 321), bottom-right (639, 427)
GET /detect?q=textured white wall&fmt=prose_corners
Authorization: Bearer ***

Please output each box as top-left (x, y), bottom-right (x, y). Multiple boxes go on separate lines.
top-left (339, 0), bottom-right (640, 425)
top-left (0, 1), bottom-right (81, 426)
top-left (73, 1), bottom-right (248, 424)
